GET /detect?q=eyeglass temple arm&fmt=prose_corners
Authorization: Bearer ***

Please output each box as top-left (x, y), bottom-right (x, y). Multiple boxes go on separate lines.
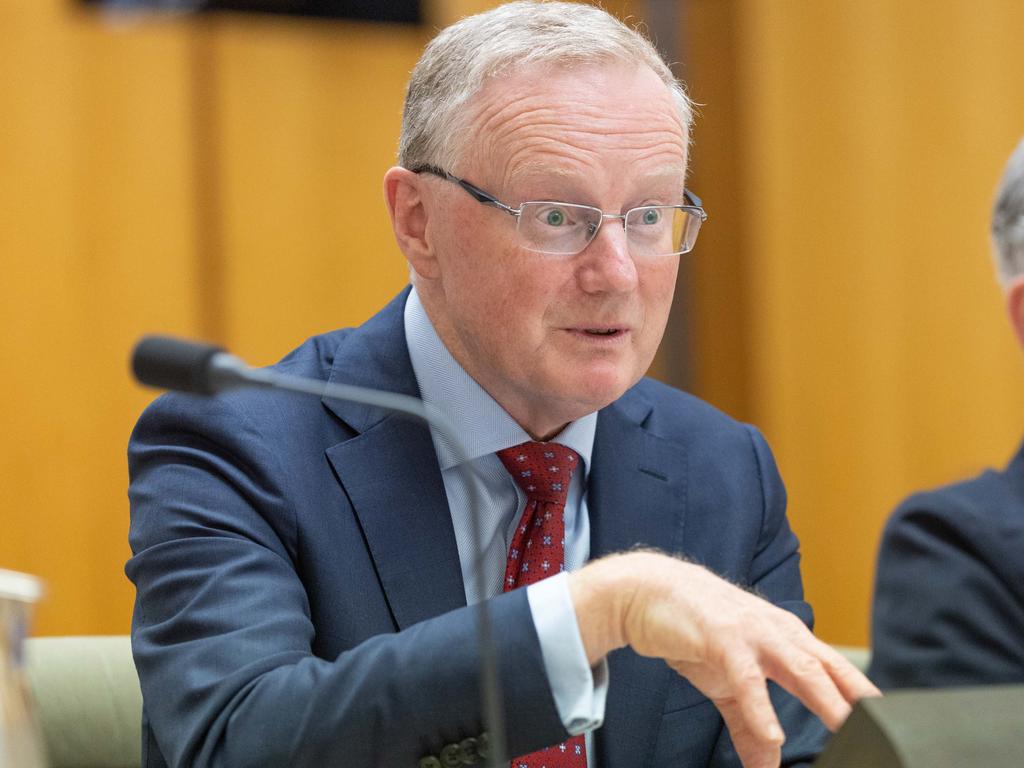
top-left (410, 164), bottom-right (518, 215)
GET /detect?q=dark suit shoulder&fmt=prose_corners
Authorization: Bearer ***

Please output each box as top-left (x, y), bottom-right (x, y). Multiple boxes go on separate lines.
top-left (870, 454), bottom-right (1024, 688)
top-left (275, 326), bottom-right (355, 378)
top-left (890, 463), bottom-right (1023, 519)
top-left (884, 465), bottom-right (1024, 583)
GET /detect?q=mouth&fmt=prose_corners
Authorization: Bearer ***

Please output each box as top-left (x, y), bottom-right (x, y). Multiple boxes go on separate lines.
top-left (566, 326), bottom-right (631, 341)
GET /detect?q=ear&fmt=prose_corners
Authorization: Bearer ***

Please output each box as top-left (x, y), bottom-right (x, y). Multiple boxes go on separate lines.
top-left (1005, 275), bottom-right (1024, 349)
top-left (383, 166), bottom-right (440, 279)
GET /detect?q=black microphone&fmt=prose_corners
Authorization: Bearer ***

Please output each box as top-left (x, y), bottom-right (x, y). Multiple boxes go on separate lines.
top-left (130, 334), bottom-right (508, 767)
top-left (132, 336), bottom-right (241, 395)
top-left (132, 335), bottom-right (455, 425)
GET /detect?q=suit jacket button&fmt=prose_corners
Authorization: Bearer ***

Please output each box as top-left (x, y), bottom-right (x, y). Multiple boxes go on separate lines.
top-left (459, 737), bottom-right (479, 763)
top-left (439, 742), bottom-right (463, 767)
top-left (418, 757), bottom-right (442, 768)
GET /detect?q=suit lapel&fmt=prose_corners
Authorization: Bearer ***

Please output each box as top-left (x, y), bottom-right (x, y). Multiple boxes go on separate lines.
top-left (321, 289), bottom-right (466, 630)
top-left (589, 392), bottom-right (689, 768)
top-left (326, 417), bottom-right (466, 629)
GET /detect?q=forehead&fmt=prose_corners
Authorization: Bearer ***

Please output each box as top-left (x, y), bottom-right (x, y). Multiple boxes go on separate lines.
top-left (463, 61), bottom-right (688, 193)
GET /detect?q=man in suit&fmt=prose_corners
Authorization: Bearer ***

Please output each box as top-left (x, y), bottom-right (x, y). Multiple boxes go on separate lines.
top-left (127, 3), bottom-right (876, 767)
top-left (870, 138), bottom-right (1024, 689)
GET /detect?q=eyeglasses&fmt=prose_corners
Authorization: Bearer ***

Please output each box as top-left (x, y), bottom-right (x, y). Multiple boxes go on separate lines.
top-left (412, 165), bottom-right (707, 258)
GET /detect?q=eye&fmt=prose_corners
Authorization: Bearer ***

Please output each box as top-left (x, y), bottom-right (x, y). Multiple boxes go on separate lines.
top-left (641, 208), bottom-right (661, 225)
top-left (545, 209), bottom-right (566, 226)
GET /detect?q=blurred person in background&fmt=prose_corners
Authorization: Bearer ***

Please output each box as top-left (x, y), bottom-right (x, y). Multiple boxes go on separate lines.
top-left (870, 138), bottom-right (1024, 688)
top-left (127, 3), bottom-right (876, 767)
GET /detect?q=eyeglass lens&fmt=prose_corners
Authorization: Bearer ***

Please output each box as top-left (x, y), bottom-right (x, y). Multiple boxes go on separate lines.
top-left (516, 202), bottom-right (701, 257)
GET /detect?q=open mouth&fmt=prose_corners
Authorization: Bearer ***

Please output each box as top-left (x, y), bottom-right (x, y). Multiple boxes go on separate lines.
top-left (581, 328), bottom-right (625, 337)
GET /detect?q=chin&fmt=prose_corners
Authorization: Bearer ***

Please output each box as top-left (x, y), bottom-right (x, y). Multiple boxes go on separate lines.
top-left (562, 369), bottom-right (636, 413)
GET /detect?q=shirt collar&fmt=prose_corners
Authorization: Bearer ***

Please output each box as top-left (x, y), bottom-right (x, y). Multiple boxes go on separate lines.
top-left (404, 286), bottom-right (596, 473)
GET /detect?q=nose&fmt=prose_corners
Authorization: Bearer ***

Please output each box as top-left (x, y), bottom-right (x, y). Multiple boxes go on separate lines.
top-left (576, 217), bottom-right (638, 295)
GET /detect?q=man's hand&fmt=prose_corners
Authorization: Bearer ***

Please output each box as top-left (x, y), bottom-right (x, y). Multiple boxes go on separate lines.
top-left (568, 551), bottom-right (880, 768)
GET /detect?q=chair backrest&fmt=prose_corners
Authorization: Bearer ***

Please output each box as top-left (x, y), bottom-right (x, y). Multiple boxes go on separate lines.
top-left (23, 635), bottom-right (141, 768)
top-left (832, 644), bottom-right (871, 674)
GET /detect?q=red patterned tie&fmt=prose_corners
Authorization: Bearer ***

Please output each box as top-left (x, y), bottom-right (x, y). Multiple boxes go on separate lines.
top-left (497, 442), bottom-right (587, 768)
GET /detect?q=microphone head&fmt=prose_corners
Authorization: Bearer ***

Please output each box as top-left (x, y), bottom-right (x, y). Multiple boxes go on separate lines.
top-left (132, 335), bottom-right (228, 395)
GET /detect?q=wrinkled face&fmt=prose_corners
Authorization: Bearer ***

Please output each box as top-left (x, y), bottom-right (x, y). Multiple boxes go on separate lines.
top-left (420, 62), bottom-right (688, 438)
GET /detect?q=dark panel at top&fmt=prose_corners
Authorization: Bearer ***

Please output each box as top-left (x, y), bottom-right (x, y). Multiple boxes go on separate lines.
top-left (80, 0), bottom-right (421, 24)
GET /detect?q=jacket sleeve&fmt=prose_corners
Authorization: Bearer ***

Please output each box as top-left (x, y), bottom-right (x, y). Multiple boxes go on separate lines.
top-left (869, 495), bottom-right (1024, 689)
top-left (126, 393), bottom-right (567, 768)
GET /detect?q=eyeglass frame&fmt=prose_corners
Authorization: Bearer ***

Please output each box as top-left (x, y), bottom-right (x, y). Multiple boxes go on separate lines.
top-left (410, 164), bottom-right (708, 257)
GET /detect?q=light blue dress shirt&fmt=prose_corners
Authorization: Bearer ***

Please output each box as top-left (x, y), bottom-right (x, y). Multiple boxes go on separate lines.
top-left (404, 287), bottom-right (608, 755)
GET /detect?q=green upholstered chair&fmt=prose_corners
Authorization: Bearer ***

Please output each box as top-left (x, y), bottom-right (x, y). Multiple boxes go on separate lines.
top-left (23, 636), bottom-right (142, 768)
top-left (832, 645), bottom-right (871, 674)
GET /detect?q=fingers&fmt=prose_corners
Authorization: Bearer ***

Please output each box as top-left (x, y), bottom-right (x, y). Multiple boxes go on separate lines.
top-left (763, 628), bottom-right (881, 731)
top-left (725, 651), bottom-right (787, 748)
top-left (813, 640), bottom-right (882, 701)
top-left (716, 697), bottom-right (783, 768)
top-left (762, 646), bottom-right (853, 731)
top-left (675, 650), bottom-right (786, 767)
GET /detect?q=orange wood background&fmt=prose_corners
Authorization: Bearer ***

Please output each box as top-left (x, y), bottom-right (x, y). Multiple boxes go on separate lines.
top-left (2, 0), bottom-right (1023, 647)
top-left (684, 0), bottom-right (1024, 644)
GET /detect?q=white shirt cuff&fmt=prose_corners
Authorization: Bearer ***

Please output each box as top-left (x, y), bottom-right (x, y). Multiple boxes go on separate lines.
top-left (526, 571), bottom-right (608, 734)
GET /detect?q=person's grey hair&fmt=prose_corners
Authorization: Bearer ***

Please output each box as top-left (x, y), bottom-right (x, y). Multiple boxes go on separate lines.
top-left (993, 138), bottom-right (1024, 284)
top-left (398, 0), bottom-right (693, 172)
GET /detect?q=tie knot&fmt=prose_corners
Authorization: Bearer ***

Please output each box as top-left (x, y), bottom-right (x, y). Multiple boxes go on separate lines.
top-left (497, 441), bottom-right (579, 504)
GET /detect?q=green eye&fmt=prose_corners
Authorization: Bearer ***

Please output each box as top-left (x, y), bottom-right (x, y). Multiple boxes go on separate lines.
top-left (642, 208), bottom-right (661, 225)
top-left (545, 209), bottom-right (566, 226)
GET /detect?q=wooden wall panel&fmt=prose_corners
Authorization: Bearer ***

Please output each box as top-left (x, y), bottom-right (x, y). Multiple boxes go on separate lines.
top-left (212, 17), bottom-right (424, 365)
top-left (682, 0), bottom-right (752, 420)
top-left (688, 0), bottom-right (1024, 644)
top-left (0, 2), bottom-right (198, 635)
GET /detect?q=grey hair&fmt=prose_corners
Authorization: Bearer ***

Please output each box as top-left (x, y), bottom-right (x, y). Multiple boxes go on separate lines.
top-left (993, 138), bottom-right (1024, 284)
top-left (398, 0), bottom-right (693, 172)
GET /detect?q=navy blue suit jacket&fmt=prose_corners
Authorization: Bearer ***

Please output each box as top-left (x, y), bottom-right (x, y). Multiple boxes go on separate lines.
top-left (869, 444), bottom-right (1024, 688)
top-left (127, 289), bottom-right (826, 767)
